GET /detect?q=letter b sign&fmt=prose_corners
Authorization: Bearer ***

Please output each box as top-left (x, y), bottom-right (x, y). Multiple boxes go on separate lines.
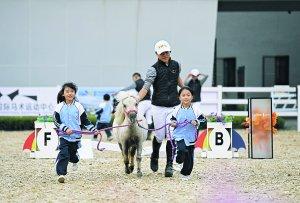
top-left (215, 132), bottom-right (224, 145)
top-left (209, 127), bottom-right (230, 152)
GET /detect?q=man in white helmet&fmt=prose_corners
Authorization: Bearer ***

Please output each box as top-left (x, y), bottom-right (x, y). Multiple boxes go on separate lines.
top-left (137, 40), bottom-right (184, 177)
top-left (184, 69), bottom-right (208, 110)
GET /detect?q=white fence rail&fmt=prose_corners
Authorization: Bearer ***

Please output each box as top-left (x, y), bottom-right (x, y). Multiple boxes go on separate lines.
top-left (1, 85), bottom-right (299, 131)
top-left (201, 85), bottom-right (299, 131)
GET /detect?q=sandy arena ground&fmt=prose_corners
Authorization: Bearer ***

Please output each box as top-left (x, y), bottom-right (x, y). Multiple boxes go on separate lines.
top-left (0, 130), bottom-right (299, 202)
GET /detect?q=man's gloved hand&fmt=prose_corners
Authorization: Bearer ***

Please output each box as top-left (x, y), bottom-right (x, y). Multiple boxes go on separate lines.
top-left (94, 130), bottom-right (101, 135)
top-left (170, 120), bottom-right (177, 127)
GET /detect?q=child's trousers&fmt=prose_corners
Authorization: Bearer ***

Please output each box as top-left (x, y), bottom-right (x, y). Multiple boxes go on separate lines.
top-left (181, 145), bottom-right (194, 176)
top-left (176, 140), bottom-right (195, 176)
top-left (56, 138), bottom-right (80, 175)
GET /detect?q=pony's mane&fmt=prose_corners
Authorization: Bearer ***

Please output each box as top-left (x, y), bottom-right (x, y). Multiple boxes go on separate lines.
top-left (114, 91), bottom-right (137, 125)
top-left (114, 90), bottom-right (137, 101)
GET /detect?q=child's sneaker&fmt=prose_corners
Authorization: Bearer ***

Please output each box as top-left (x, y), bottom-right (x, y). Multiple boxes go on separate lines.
top-left (173, 163), bottom-right (183, 172)
top-left (72, 163), bottom-right (78, 171)
top-left (180, 174), bottom-right (190, 181)
top-left (58, 175), bottom-right (65, 183)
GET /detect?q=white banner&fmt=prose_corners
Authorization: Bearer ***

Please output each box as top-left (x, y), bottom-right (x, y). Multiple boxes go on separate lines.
top-left (0, 86), bottom-right (122, 116)
top-left (0, 87), bottom-right (59, 116)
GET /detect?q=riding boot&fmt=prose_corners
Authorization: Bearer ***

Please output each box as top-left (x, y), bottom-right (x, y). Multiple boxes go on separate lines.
top-left (165, 139), bottom-right (175, 177)
top-left (147, 123), bottom-right (154, 140)
top-left (150, 136), bottom-right (161, 172)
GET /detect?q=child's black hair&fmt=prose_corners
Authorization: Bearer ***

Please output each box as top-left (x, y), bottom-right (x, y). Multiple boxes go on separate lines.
top-left (178, 86), bottom-right (194, 96)
top-left (103, 94), bottom-right (110, 101)
top-left (132, 72), bottom-right (141, 78)
top-left (57, 82), bottom-right (78, 103)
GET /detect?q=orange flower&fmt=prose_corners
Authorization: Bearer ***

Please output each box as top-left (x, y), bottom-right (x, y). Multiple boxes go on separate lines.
top-left (244, 112), bottom-right (278, 134)
top-left (272, 112), bottom-right (278, 126)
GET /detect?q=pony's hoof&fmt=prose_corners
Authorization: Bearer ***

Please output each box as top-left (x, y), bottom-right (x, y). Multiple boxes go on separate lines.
top-left (129, 165), bottom-right (134, 173)
top-left (125, 167), bottom-right (131, 174)
top-left (137, 171), bottom-right (143, 178)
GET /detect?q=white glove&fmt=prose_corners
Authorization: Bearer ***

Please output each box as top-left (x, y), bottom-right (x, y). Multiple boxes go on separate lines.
top-left (170, 120), bottom-right (177, 127)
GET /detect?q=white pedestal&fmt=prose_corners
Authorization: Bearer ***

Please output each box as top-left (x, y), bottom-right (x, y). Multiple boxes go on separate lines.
top-left (205, 122), bottom-right (233, 159)
top-left (207, 151), bottom-right (233, 159)
top-left (78, 139), bottom-right (93, 159)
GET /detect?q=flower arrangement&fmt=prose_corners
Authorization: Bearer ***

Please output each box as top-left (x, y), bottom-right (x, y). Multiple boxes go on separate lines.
top-left (206, 113), bottom-right (233, 123)
top-left (243, 112), bottom-right (278, 134)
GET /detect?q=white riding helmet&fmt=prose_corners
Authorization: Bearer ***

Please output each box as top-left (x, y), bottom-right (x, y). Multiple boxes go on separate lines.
top-left (190, 69), bottom-right (200, 77)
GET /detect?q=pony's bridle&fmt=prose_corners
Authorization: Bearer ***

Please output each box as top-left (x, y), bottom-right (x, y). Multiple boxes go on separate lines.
top-left (122, 96), bottom-right (138, 117)
top-left (124, 108), bottom-right (138, 116)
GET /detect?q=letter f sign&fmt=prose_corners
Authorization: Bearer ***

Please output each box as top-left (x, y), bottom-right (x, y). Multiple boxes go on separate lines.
top-left (44, 132), bottom-right (51, 146)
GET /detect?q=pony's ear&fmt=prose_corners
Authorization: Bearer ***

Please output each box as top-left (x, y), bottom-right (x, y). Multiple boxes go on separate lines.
top-left (115, 90), bottom-right (138, 102)
top-left (126, 89), bottom-right (138, 97)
